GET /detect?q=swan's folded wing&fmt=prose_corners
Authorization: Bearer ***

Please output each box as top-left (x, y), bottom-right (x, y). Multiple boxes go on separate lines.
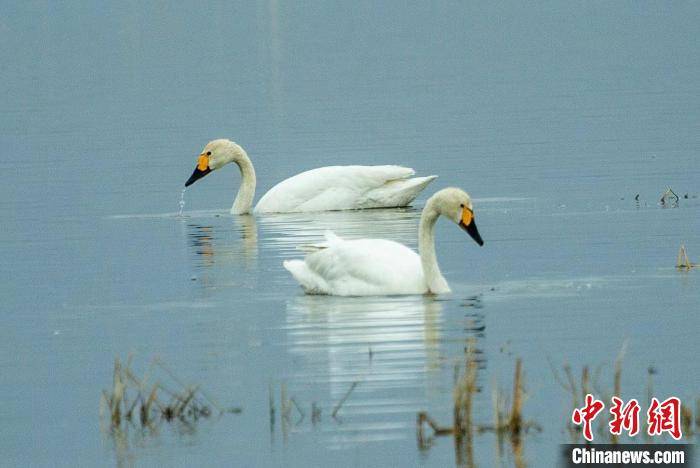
top-left (358, 175), bottom-right (437, 208)
top-left (299, 238), bottom-right (424, 295)
top-left (254, 165), bottom-right (421, 213)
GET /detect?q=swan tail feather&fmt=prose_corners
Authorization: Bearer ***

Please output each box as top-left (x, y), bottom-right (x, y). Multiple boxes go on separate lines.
top-left (360, 175), bottom-right (438, 208)
top-left (283, 259), bottom-right (330, 294)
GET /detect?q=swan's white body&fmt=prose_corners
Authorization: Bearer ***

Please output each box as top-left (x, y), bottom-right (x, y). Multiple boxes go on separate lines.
top-left (283, 188), bottom-right (484, 296)
top-left (284, 232), bottom-right (427, 295)
top-left (187, 139), bottom-right (437, 214)
top-left (255, 165), bottom-right (436, 214)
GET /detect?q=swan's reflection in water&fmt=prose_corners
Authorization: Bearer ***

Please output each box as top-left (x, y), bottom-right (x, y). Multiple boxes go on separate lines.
top-left (257, 207), bottom-right (420, 257)
top-left (188, 224), bottom-right (216, 267)
top-left (282, 295), bottom-right (447, 445)
top-left (186, 215), bottom-right (258, 289)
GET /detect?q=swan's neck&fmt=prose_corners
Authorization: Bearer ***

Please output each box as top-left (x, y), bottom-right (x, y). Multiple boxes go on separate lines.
top-left (231, 149), bottom-right (256, 215)
top-left (419, 202), bottom-right (450, 294)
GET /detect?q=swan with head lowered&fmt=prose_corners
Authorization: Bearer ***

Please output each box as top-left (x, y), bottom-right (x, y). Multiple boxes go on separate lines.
top-left (283, 188), bottom-right (484, 296)
top-left (184, 139), bottom-right (437, 214)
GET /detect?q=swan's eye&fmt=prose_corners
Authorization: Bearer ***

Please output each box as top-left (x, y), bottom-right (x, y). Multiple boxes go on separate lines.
top-left (206, 151), bottom-right (212, 156)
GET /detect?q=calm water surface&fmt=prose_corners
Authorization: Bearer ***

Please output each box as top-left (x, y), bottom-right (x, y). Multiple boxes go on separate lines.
top-left (1, 2), bottom-right (699, 466)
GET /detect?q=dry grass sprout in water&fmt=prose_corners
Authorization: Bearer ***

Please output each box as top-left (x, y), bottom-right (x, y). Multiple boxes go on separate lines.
top-left (417, 340), bottom-right (540, 467)
top-left (100, 356), bottom-right (241, 435)
top-left (676, 244), bottom-right (695, 270)
top-left (552, 341), bottom-right (699, 443)
top-left (267, 378), bottom-right (362, 445)
top-left (659, 187), bottom-right (679, 206)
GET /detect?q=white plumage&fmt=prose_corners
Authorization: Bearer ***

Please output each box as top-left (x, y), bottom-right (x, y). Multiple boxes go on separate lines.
top-left (255, 165), bottom-right (435, 213)
top-left (283, 232), bottom-right (426, 296)
top-left (283, 188), bottom-right (485, 296)
top-left (185, 139), bottom-right (436, 215)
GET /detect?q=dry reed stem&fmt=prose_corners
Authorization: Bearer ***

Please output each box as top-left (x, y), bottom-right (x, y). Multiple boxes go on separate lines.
top-left (268, 383), bottom-right (275, 430)
top-left (609, 342), bottom-right (627, 443)
top-left (677, 245), bottom-right (694, 270)
top-left (564, 365), bottom-right (579, 409)
top-left (290, 397), bottom-right (305, 423)
top-left (311, 402), bottom-right (321, 425)
top-left (509, 359), bottom-right (523, 434)
top-left (681, 405), bottom-right (693, 437)
top-left (332, 381), bottom-right (359, 419)
top-left (581, 366), bottom-right (590, 400)
top-left (453, 341), bottom-right (478, 436)
top-left (418, 355), bottom-right (539, 468)
top-left (417, 411), bottom-right (453, 436)
top-left (280, 382), bottom-right (290, 422)
top-left (111, 358), bottom-right (125, 426)
top-left (140, 385), bottom-right (159, 426)
top-left (155, 359), bottom-right (223, 413)
top-left (661, 188), bottom-right (679, 205)
top-left (492, 379), bottom-right (505, 431)
top-left (553, 342), bottom-right (700, 445)
top-left (102, 357), bottom-right (231, 435)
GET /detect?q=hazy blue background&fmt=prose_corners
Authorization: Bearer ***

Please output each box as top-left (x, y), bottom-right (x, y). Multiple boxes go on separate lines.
top-left (1, 1), bottom-right (699, 466)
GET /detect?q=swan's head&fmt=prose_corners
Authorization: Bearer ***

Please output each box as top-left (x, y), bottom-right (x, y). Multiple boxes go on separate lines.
top-left (431, 187), bottom-right (484, 246)
top-left (185, 139), bottom-right (245, 187)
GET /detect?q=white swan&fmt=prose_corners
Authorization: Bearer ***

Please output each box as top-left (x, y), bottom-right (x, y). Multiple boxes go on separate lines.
top-left (283, 188), bottom-right (484, 296)
top-left (185, 139), bottom-right (437, 215)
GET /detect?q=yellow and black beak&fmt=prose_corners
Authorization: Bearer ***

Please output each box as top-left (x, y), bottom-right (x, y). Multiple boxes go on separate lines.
top-left (185, 154), bottom-right (211, 187)
top-left (459, 207), bottom-right (484, 246)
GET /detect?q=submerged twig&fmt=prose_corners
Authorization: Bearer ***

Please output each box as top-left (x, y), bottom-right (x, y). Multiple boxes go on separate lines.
top-left (311, 402), bottom-right (322, 425)
top-left (677, 244), bottom-right (695, 270)
top-left (268, 383), bottom-right (275, 431)
top-left (417, 411), bottom-right (453, 436)
top-left (332, 382), bottom-right (359, 419)
top-left (290, 397), bottom-right (305, 424)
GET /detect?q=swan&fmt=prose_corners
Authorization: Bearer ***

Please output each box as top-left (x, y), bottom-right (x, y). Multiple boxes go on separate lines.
top-left (283, 187), bottom-right (484, 296)
top-left (184, 139), bottom-right (437, 214)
